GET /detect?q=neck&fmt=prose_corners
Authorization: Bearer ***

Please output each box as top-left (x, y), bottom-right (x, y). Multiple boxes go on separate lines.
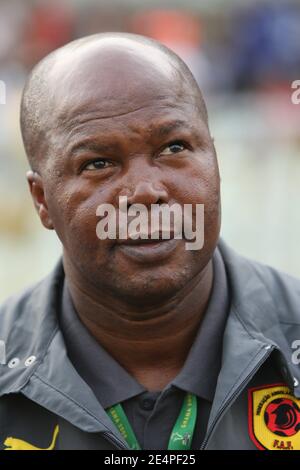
top-left (63, 260), bottom-right (214, 391)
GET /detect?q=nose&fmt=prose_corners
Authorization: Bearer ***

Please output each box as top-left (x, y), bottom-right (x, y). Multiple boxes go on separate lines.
top-left (126, 180), bottom-right (168, 207)
top-left (122, 157), bottom-right (169, 206)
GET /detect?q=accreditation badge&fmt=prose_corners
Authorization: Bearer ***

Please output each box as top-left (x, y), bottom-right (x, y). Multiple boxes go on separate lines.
top-left (248, 384), bottom-right (300, 450)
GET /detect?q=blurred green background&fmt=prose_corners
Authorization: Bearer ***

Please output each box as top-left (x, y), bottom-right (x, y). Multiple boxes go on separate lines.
top-left (0, 0), bottom-right (299, 302)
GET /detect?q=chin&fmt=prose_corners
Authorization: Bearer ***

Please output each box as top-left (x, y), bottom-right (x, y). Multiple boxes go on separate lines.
top-left (107, 265), bottom-right (195, 307)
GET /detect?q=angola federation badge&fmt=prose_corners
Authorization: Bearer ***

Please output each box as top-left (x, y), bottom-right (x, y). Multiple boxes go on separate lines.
top-left (248, 384), bottom-right (300, 450)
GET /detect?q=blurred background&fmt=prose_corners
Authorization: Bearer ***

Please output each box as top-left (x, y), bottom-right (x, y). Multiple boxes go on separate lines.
top-left (0, 0), bottom-right (299, 302)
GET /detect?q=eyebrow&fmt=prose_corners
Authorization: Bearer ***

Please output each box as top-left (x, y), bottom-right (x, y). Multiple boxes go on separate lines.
top-left (68, 119), bottom-right (196, 156)
top-left (69, 141), bottom-right (117, 156)
top-left (155, 120), bottom-right (193, 138)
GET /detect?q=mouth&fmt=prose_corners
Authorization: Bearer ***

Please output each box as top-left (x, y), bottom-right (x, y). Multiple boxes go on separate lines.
top-left (116, 230), bottom-right (176, 246)
top-left (115, 234), bottom-right (181, 263)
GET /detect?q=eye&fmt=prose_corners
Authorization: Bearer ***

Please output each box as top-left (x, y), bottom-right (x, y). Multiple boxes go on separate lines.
top-left (160, 141), bottom-right (187, 156)
top-left (83, 159), bottom-right (112, 171)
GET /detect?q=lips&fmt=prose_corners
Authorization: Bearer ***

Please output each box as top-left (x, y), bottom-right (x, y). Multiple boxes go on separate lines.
top-left (116, 231), bottom-right (176, 246)
top-left (115, 236), bottom-right (181, 264)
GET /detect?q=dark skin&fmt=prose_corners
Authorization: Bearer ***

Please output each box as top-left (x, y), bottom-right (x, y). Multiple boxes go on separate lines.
top-left (26, 36), bottom-right (221, 391)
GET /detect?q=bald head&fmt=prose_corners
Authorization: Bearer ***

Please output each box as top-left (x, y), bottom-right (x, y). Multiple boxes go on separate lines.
top-left (20, 32), bottom-right (208, 172)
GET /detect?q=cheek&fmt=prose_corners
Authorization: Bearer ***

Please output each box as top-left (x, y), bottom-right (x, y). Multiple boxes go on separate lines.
top-left (169, 156), bottom-right (220, 207)
top-left (46, 181), bottom-right (107, 249)
top-left (169, 158), bottom-right (221, 246)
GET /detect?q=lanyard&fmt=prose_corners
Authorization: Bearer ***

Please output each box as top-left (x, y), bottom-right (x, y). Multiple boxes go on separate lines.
top-left (107, 392), bottom-right (197, 450)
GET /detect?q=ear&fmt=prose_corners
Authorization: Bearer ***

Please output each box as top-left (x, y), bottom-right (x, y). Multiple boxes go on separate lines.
top-left (26, 170), bottom-right (54, 230)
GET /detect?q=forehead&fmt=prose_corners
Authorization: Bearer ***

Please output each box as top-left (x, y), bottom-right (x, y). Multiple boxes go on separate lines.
top-left (53, 74), bottom-right (193, 135)
top-left (62, 98), bottom-right (202, 137)
top-left (51, 75), bottom-right (205, 150)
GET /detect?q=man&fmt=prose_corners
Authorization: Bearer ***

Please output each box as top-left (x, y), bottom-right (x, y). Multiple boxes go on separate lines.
top-left (0, 32), bottom-right (300, 451)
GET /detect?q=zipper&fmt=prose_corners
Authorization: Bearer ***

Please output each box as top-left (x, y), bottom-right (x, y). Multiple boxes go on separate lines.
top-left (105, 345), bottom-right (278, 450)
top-left (102, 431), bottom-right (129, 450)
top-left (200, 344), bottom-right (275, 450)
